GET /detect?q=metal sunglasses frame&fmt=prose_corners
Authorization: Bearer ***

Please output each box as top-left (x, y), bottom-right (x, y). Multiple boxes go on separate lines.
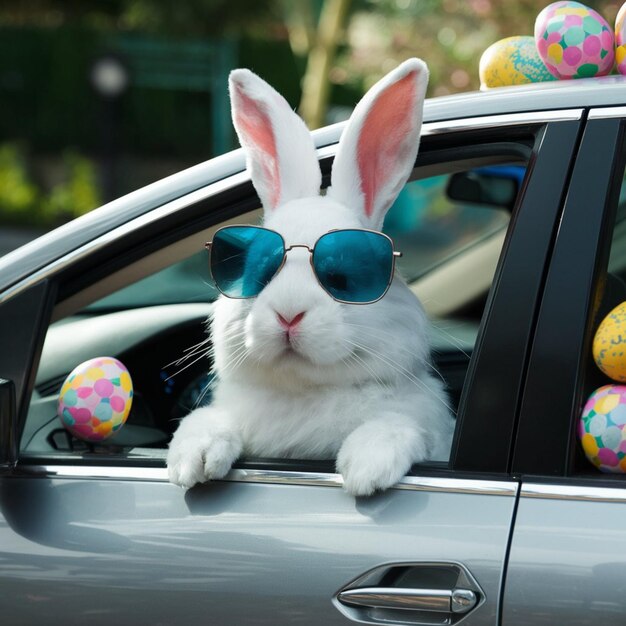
top-left (205, 224), bottom-right (402, 305)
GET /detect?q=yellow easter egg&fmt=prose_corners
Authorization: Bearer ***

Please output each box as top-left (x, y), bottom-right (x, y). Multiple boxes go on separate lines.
top-left (479, 36), bottom-right (556, 89)
top-left (593, 301), bottom-right (626, 382)
top-left (616, 2), bottom-right (626, 75)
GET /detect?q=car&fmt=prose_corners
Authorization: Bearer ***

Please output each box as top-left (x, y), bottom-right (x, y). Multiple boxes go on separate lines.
top-left (2, 73), bottom-right (626, 625)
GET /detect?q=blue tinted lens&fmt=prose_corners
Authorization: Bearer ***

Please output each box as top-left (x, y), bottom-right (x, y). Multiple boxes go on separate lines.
top-left (210, 226), bottom-right (284, 298)
top-left (313, 230), bottom-right (394, 303)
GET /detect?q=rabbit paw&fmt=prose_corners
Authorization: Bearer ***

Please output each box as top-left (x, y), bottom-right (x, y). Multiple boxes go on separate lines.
top-left (337, 420), bottom-right (426, 496)
top-left (337, 446), bottom-right (405, 496)
top-left (167, 433), bottom-right (241, 489)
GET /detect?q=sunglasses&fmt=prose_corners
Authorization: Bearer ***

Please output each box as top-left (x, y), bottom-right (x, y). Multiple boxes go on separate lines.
top-left (206, 225), bottom-right (402, 304)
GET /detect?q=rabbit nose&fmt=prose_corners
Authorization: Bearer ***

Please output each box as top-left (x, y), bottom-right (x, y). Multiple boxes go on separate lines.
top-left (277, 311), bottom-right (306, 333)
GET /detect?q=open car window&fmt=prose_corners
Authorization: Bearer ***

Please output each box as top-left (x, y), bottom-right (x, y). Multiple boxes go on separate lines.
top-left (20, 150), bottom-right (527, 468)
top-left (84, 166), bottom-right (515, 314)
top-left (576, 157), bottom-right (626, 476)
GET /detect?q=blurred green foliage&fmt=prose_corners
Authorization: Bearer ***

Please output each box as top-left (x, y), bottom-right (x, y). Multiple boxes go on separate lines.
top-left (0, 145), bottom-right (38, 219)
top-left (0, 26), bottom-right (312, 157)
top-left (42, 150), bottom-right (101, 223)
top-left (0, 144), bottom-right (100, 227)
top-left (1, 0), bottom-right (625, 232)
top-left (339, 0), bottom-right (622, 95)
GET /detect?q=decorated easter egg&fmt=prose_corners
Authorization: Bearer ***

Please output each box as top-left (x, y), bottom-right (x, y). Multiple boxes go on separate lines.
top-left (615, 2), bottom-right (626, 75)
top-left (593, 301), bottom-right (626, 382)
top-left (534, 1), bottom-right (615, 79)
top-left (580, 385), bottom-right (626, 472)
top-left (479, 36), bottom-right (557, 89)
top-left (57, 357), bottom-right (133, 442)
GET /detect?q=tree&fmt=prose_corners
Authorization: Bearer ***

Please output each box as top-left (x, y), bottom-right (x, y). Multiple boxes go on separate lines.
top-left (283, 0), bottom-right (352, 129)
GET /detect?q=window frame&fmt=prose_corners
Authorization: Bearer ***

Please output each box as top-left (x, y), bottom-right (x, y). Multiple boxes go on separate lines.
top-left (2, 112), bottom-right (584, 481)
top-left (452, 117), bottom-right (584, 473)
top-left (512, 112), bottom-right (626, 479)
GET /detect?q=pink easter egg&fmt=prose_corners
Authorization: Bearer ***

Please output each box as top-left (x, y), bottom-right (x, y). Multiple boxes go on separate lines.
top-left (580, 385), bottom-right (626, 473)
top-left (57, 357), bottom-right (133, 442)
top-left (534, 1), bottom-right (615, 79)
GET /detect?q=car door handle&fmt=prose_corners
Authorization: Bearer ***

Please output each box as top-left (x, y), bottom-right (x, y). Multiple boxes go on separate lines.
top-left (337, 586), bottom-right (478, 614)
top-left (333, 562), bottom-right (484, 625)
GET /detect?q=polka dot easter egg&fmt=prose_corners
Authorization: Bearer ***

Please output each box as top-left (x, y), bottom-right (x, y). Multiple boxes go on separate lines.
top-left (479, 36), bottom-right (557, 89)
top-left (615, 2), bottom-right (626, 75)
top-left (534, 1), bottom-right (615, 79)
top-left (593, 301), bottom-right (626, 382)
top-left (57, 357), bottom-right (133, 442)
top-left (580, 385), bottom-right (626, 472)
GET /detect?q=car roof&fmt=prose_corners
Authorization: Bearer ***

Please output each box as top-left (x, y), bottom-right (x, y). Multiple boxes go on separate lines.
top-left (423, 74), bottom-right (626, 122)
top-left (2, 75), bottom-right (626, 299)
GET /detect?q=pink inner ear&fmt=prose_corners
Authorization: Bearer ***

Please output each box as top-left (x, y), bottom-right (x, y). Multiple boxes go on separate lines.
top-left (357, 71), bottom-right (418, 218)
top-left (234, 84), bottom-right (280, 209)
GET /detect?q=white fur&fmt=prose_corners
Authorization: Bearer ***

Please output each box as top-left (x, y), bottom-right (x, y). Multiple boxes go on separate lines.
top-left (168, 59), bottom-right (455, 496)
top-left (328, 58), bottom-right (429, 231)
top-left (229, 69), bottom-right (321, 211)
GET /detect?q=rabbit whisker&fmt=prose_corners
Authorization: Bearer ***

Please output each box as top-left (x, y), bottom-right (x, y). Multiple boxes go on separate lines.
top-left (175, 345), bottom-right (212, 364)
top-left (228, 352), bottom-right (250, 374)
top-left (164, 346), bottom-right (211, 370)
top-left (222, 335), bottom-right (246, 351)
top-left (165, 349), bottom-right (214, 381)
top-left (344, 320), bottom-right (455, 350)
top-left (163, 337), bottom-right (211, 369)
top-left (342, 322), bottom-right (428, 358)
top-left (345, 351), bottom-right (393, 393)
top-left (220, 326), bottom-right (247, 339)
top-left (220, 344), bottom-right (251, 375)
top-left (342, 322), bottom-right (448, 384)
top-left (222, 341), bottom-right (249, 364)
top-left (183, 337), bottom-right (211, 353)
top-left (341, 355), bottom-right (379, 392)
top-left (342, 338), bottom-right (454, 413)
top-left (430, 325), bottom-right (471, 359)
top-left (193, 377), bottom-right (217, 409)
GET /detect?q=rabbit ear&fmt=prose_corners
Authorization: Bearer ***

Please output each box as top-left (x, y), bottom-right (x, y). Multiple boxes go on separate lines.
top-left (229, 69), bottom-right (322, 212)
top-left (328, 58), bottom-right (428, 231)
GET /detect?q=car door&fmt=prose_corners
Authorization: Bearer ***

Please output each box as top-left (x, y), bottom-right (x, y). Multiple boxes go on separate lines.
top-left (502, 109), bottom-right (626, 625)
top-left (0, 109), bottom-right (582, 626)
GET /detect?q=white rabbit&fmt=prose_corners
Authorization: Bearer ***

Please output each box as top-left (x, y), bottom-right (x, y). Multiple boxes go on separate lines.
top-left (167, 58), bottom-right (455, 496)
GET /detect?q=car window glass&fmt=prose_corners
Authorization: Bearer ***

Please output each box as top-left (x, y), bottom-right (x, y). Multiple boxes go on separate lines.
top-left (21, 158), bottom-right (525, 466)
top-left (386, 169), bottom-right (512, 283)
top-left (85, 170), bottom-right (513, 313)
top-left (85, 249), bottom-right (217, 312)
top-left (578, 163), bottom-right (626, 475)
top-left (608, 176), bottom-right (626, 276)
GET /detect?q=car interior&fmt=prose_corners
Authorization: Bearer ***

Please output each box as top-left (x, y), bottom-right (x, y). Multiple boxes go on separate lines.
top-left (574, 171), bottom-right (626, 475)
top-left (19, 152), bottom-right (531, 469)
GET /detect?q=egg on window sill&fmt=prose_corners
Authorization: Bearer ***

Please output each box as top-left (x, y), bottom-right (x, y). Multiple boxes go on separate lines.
top-left (580, 385), bottom-right (626, 472)
top-left (57, 356), bottom-right (133, 442)
top-left (593, 301), bottom-right (626, 382)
